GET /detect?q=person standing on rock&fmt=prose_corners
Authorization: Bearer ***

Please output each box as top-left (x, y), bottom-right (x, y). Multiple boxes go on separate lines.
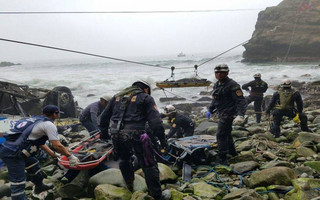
top-left (163, 105), bottom-right (195, 139)
top-left (266, 79), bottom-right (312, 138)
top-left (242, 73), bottom-right (268, 123)
top-left (207, 64), bottom-right (247, 164)
top-left (79, 95), bottom-right (110, 134)
top-left (99, 80), bottom-right (167, 200)
top-left (0, 105), bottom-right (79, 200)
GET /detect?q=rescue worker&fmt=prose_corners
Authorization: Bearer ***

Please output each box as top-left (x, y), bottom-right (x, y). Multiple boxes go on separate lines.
top-left (266, 79), bottom-right (311, 138)
top-left (79, 95), bottom-right (110, 134)
top-left (0, 105), bottom-right (79, 200)
top-left (163, 105), bottom-right (195, 139)
top-left (242, 73), bottom-right (268, 123)
top-left (99, 80), bottom-right (167, 200)
top-left (207, 64), bottom-right (247, 164)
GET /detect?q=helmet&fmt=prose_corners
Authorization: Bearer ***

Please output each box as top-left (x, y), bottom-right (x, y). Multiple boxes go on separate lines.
top-left (281, 79), bottom-right (291, 88)
top-left (253, 73), bottom-right (261, 78)
top-left (132, 80), bottom-right (151, 94)
top-left (164, 105), bottom-right (176, 115)
top-left (214, 64), bottom-right (229, 73)
top-left (101, 95), bottom-right (111, 101)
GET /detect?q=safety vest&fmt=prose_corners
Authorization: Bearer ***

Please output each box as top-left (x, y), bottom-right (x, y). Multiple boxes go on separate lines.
top-left (2, 116), bottom-right (50, 152)
top-left (275, 88), bottom-right (295, 110)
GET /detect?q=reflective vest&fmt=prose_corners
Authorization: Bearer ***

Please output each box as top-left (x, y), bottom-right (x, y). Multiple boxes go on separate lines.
top-left (2, 116), bottom-right (50, 152)
top-left (275, 88), bottom-right (295, 110)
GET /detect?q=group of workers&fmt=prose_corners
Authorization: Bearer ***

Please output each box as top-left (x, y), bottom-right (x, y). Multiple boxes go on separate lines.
top-left (0, 63), bottom-right (312, 200)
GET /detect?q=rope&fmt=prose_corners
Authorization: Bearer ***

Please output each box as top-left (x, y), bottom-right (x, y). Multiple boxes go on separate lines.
top-left (0, 37), bottom-right (169, 69)
top-left (282, 11), bottom-right (300, 62)
top-left (0, 9), bottom-right (263, 15)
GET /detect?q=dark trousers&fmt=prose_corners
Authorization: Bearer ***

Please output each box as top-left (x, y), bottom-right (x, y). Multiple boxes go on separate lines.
top-left (271, 109), bottom-right (310, 138)
top-left (246, 95), bottom-right (263, 123)
top-left (81, 119), bottom-right (99, 134)
top-left (0, 145), bottom-right (44, 200)
top-left (112, 131), bottom-right (162, 199)
top-left (176, 127), bottom-right (194, 138)
top-left (216, 118), bottom-right (237, 161)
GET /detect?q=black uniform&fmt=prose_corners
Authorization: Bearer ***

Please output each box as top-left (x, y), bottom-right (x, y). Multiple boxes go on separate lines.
top-left (242, 78), bottom-right (268, 123)
top-left (99, 85), bottom-right (165, 199)
top-left (167, 113), bottom-right (194, 138)
top-left (266, 87), bottom-right (310, 138)
top-left (208, 77), bottom-right (247, 162)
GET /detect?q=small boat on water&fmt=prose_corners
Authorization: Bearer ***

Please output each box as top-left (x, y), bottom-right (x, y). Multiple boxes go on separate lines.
top-left (156, 77), bottom-right (211, 88)
top-left (177, 52), bottom-right (186, 57)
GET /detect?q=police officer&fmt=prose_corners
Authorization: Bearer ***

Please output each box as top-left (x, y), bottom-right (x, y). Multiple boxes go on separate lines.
top-left (99, 80), bottom-right (167, 200)
top-left (207, 64), bottom-right (247, 164)
top-left (242, 73), bottom-right (268, 123)
top-left (79, 95), bottom-right (110, 134)
top-left (163, 105), bottom-right (195, 139)
top-left (266, 79), bottom-right (311, 138)
top-left (0, 105), bottom-right (79, 200)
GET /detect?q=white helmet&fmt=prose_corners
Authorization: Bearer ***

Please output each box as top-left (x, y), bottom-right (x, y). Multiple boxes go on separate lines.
top-left (164, 105), bottom-right (176, 115)
top-left (101, 95), bottom-right (111, 101)
top-left (281, 79), bottom-right (291, 88)
top-left (132, 80), bottom-right (151, 94)
top-left (214, 64), bottom-right (229, 72)
top-left (253, 73), bottom-right (261, 78)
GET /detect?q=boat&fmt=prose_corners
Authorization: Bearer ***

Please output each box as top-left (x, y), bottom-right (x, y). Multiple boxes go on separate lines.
top-left (156, 77), bottom-right (211, 88)
top-left (58, 131), bottom-right (113, 170)
top-left (177, 52), bottom-right (186, 57)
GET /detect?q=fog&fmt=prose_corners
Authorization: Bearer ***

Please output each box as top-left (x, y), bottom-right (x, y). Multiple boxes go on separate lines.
top-left (0, 0), bottom-right (282, 63)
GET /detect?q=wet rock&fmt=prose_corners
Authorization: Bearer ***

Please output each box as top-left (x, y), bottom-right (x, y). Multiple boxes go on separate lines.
top-left (262, 151), bottom-right (277, 160)
top-left (136, 163), bottom-right (177, 182)
top-left (194, 121), bottom-right (217, 135)
top-left (261, 160), bottom-right (295, 169)
top-left (191, 182), bottom-right (224, 199)
top-left (58, 170), bottom-right (89, 198)
top-left (292, 132), bottom-right (320, 148)
top-left (94, 184), bottom-right (131, 200)
top-left (303, 161), bottom-right (320, 173)
top-left (229, 152), bottom-right (255, 164)
top-left (130, 191), bottom-right (153, 200)
top-left (0, 183), bottom-right (10, 198)
top-left (296, 146), bottom-right (316, 157)
top-left (236, 140), bottom-right (252, 152)
top-left (196, 97), bottom-right (211, 102)
top-left (285, 178), bottom-right (320, 200)
top-left (88, 168), bottom-right (147, 194)
top-left (230, 161), bottom-right (259, 174)
top-left (249, 167), bottom-right (296, 187)
top-left (222, 188), bottom-right (263, 200)
top-left (160, 97), bottom-right (186, 102)
top-left (170, 189), bottom-right (184, 200)
top-left (293, 166), bottom-right (314, 177)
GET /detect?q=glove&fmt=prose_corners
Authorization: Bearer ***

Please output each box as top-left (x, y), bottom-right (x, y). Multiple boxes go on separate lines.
top-left (68, 154), bottom-right (80, 167)
top-left (233, 115), bottom-right (245, 126)
top-left (160, 139), bottom-right (168, 151)
top-left (53, 152), bottom-right (61, 159)
top-left (206, 111), bottom-right (211, 119)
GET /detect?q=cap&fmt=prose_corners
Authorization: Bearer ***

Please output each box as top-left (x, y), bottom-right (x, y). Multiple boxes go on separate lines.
top-left (253, 73), bottom-right (261, 78)
top-left (214, 64), bottom-right (229, 73)
top-left (42, 105), bottom-right (63, 115)
top-left (101, 95), bottom-right (111, 101)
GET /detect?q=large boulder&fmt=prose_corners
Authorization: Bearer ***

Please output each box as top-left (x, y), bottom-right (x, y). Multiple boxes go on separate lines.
top-left (94, 184), bottom-right (132, 200)
top-left (191, 182), bottom-right (224, 199)
top-left (194, 121), bottom-right (217, 135)
top-left (249, 167), bottom-right (296, 188)
top-left (135, 163), bottom-right (177, 182)
top-left (88, 168), bottom-right (147, 194)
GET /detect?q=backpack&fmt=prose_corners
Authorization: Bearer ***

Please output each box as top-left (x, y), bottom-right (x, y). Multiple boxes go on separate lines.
top-left (3, 116), bottom-right (49, 151)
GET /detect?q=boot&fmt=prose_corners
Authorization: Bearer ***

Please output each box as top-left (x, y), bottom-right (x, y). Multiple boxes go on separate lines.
top-left (125, 180), bottom-right (134, 192)
top-left (34, 183), bottom-right (54, 194)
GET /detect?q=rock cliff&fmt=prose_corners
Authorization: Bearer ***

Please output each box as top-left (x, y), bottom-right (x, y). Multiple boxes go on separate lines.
top-left (242, 0), bottom-right (320, 63)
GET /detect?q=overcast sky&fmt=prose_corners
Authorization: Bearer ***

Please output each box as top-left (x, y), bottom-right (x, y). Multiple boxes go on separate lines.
top-left (0, 0), bottom-right (282, 63)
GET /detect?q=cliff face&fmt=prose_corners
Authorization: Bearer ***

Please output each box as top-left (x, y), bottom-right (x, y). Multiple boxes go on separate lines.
top-left (242, 0), bottom-right (320, 62)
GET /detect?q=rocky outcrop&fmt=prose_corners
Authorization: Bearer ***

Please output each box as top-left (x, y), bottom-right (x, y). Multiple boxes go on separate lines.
top-left (242, 0), bottom-right (320, 62)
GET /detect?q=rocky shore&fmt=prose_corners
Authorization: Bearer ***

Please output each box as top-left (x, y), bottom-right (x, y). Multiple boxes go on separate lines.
top-left (242, 0), bottom-right (320, 63)
top-left (0, 80), bottom-right (320, 200)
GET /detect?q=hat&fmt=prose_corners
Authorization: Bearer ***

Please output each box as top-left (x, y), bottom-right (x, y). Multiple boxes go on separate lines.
top-left (42, 105), bottom-right (63, 115)
top-left (253, 73), bottom-right (261, 78)
top-left (214, 64), bottom-right (229, 72)
top-left (101, 95), bottom-right (111, 101)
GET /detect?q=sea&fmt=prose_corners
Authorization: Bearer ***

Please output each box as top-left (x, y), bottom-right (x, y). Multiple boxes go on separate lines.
top-left (1, 53), bottom-right (320, 113)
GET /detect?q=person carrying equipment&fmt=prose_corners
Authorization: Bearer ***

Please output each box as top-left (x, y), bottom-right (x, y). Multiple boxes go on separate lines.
top-left (242, 73), bottom-right (268, 123)
top-left (0, 105), bottom-right (79, 200)
top-left (266, 79), bottom-right (312, 138)
top-left (99, 80), bottom-right (167, 200)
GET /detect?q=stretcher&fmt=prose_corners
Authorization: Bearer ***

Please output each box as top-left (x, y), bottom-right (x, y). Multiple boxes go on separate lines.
top-left (58, 131), bottom-right (113, 170)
